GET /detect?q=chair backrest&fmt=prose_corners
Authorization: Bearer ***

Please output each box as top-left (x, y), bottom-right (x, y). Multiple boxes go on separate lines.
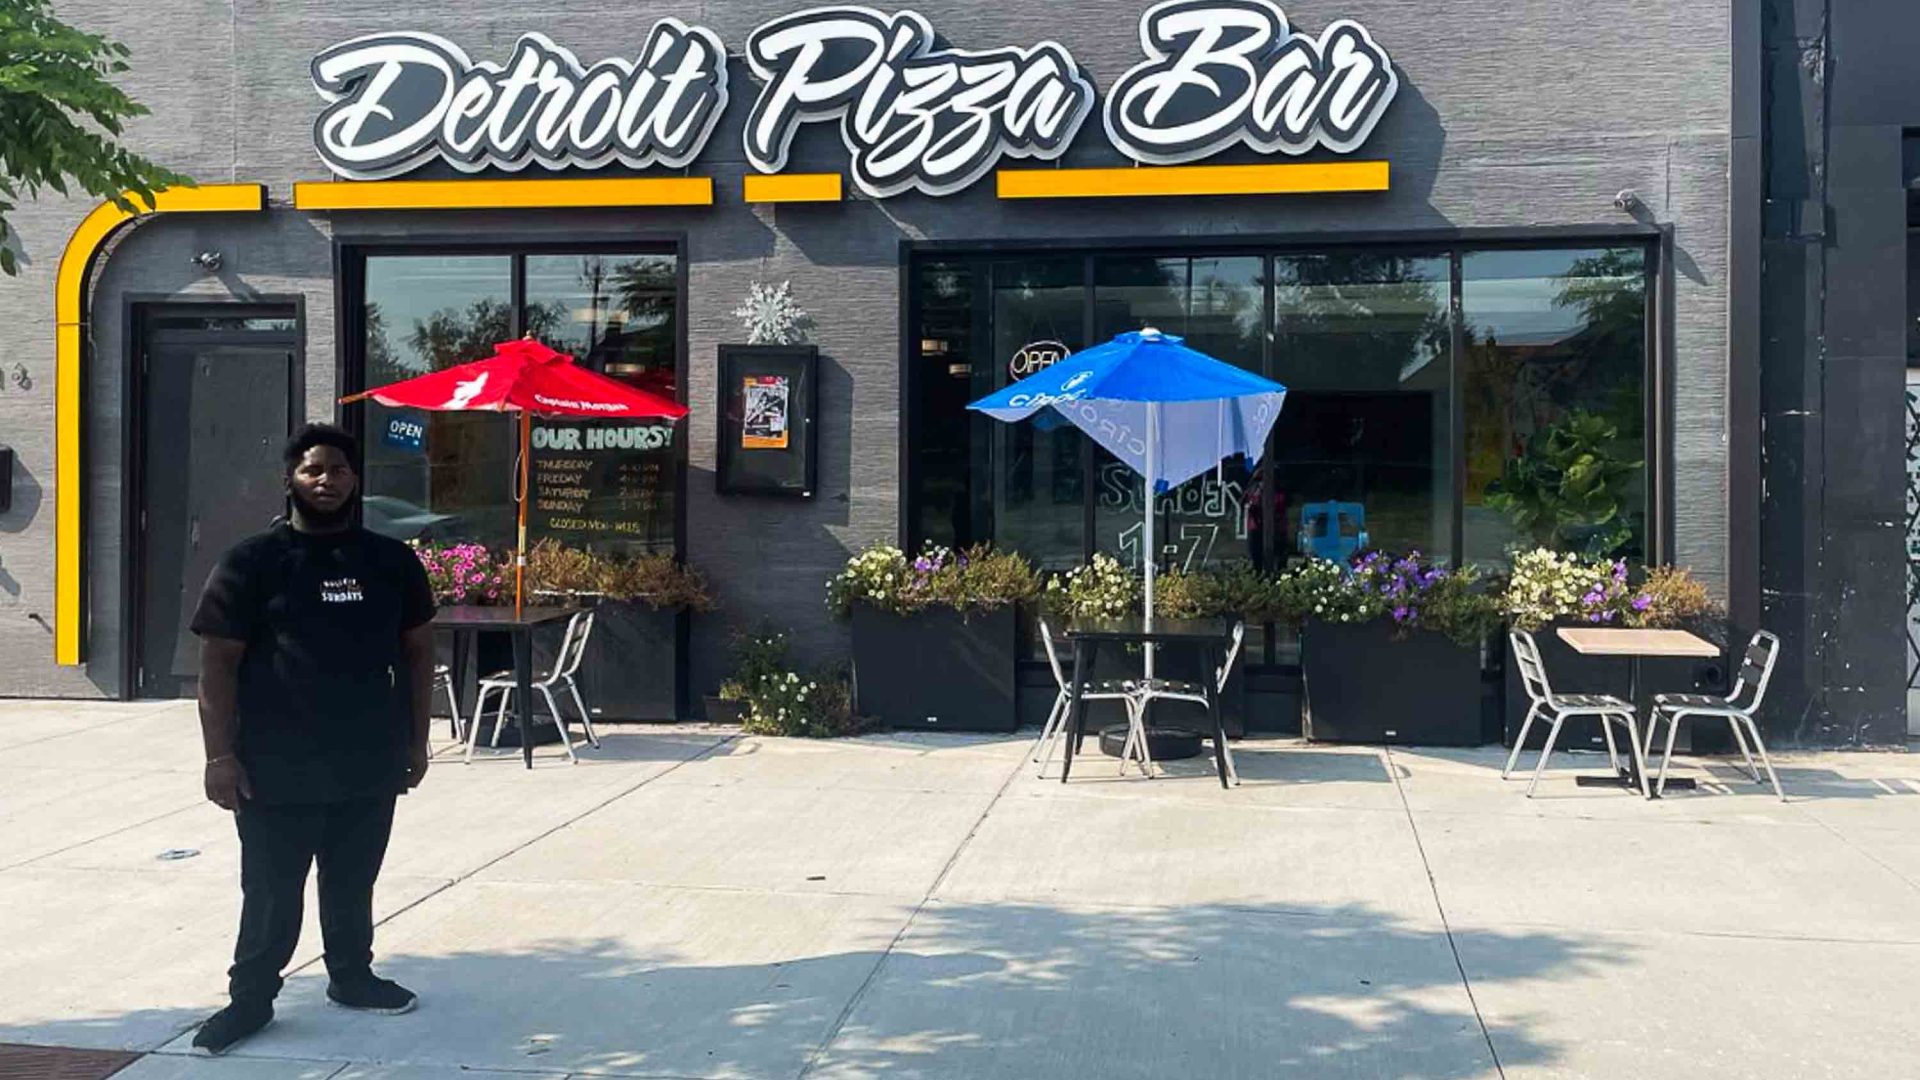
top-left (1726, 629), bottom-right (1780, 711)
top-left (1038, 618), bottom-right (1069, 692)
top-left (1215, 621), bottom-right (1246, 693)
top-left (1299, 501), bottom-right (1368, 561)
top-left (1508, 630), bottom-right (1555, 706)
top-left (551, 610), bottom-right (595, 681)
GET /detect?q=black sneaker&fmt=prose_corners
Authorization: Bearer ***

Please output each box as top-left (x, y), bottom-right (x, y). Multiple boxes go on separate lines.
top-left (326, 972), bottom-right (418, 1015)
top-left (191, 1000), bottom-right (273, 1056)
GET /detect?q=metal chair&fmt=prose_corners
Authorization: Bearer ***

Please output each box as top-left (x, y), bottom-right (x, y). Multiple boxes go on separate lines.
top-left (1503, 629), bottom-right (1651, 798)
top-left (1033, 619), bottom-right (1142, 779)
top-left (1126, 621), bottom-right (1245, 784)
top-left (468, 610), bottom-right (600, 764)
top-left (1644, 630), bottom-right (1786, 800)
top-left (433, 664), bottom-right (463, 742)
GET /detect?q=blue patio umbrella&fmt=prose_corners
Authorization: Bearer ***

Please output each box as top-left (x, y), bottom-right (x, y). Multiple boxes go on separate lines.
top-left (968, 328), bottom-right (1287, 675)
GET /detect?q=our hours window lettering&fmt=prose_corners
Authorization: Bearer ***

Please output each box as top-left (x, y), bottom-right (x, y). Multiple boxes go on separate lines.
top-left (1103, 0), bottom-right (1397, 165)
top-left (310, 22), bottom-right (729, 179)
top-left (743, 6), bottom-right (1095, 197)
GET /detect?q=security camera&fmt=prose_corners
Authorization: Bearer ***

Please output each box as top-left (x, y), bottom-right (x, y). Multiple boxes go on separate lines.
top-left (1613, 189), bottom-right (1641, 213)
top-left (190, 250), bottom-right (223, 272)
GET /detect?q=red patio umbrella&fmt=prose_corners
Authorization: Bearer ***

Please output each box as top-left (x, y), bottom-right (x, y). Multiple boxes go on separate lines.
top-left (342, 338), bottom-right (689, 614)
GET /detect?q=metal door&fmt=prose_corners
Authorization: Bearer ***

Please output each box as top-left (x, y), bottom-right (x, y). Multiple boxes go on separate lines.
top-left (137, 322), bottom-right (297, 697)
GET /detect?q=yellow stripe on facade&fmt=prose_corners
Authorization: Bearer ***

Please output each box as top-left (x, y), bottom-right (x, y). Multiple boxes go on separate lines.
top-left (54, 184), bottom-right (268, 666)
top-left (996, 161), bottom-right (1390, 200)
top-left (743, 173), bottom-right (843, 203)
top-left (292, 176), bottom-right (714, 211)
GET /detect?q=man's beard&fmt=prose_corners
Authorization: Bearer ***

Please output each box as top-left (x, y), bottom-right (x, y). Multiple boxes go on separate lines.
top-left (288, 486), bottom-right (357, 529)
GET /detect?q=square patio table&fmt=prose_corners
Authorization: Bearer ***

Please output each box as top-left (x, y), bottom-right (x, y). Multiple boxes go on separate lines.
top-left (1556, 627), bottom-right (1721, 797)
top-left (434, 605), bottom-right (574, 768)
top-left (1059, 618), bottom-right (1235, 789)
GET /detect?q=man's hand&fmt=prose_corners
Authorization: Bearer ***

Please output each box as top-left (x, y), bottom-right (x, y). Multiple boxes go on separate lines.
top-left (205, 757), bottom-right (252, 811)
top-left (406, 743), bottom-right (431, 789)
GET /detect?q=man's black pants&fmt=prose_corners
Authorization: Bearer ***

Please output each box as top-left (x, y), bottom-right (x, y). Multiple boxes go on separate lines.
top-left (230, 796), bottom-right (396, 1004)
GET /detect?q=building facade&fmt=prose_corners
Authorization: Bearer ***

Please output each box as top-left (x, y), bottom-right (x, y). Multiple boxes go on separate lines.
top-left (0, 0), bottom-right (1834, 736)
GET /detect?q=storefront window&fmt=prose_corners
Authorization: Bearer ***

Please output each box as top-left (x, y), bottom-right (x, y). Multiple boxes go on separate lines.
top-left (1271, 253), bottom-right (1453, 562)
top-left (904, 240), bottom-right (1655, 666)
top-left (358, 249), bottom-right (680, 557)
top-left (990, 258), bottom-right (1087, 570)
top-left (1092, 256), bottom-right (1264, 571)
top-left (1461, 248), bottom-right (1647, 564)
top-left (362, 255), bottom-right (515, 549)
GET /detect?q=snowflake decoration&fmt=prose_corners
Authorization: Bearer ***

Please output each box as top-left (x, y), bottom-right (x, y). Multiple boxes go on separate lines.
top-left (733, 280), bottom-right (810, 345)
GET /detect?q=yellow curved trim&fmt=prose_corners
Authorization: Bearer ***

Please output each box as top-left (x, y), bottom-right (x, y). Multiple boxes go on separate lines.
top-left (53, 184), bottom-right (267, 666)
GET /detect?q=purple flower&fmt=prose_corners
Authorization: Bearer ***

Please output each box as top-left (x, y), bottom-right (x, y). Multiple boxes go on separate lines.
top-left (1632, 595), bottom-right (1653, 611)
top-left (1392, 606), bottom-right (1411, 622)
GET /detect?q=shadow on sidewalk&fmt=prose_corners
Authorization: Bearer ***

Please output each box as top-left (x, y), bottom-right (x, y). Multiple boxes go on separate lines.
top-left (0, 900), bottom-right (1623, 1076)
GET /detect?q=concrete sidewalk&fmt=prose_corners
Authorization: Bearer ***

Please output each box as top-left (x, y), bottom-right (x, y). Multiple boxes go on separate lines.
top-left (2, 699), bottom-right (1917, 1079)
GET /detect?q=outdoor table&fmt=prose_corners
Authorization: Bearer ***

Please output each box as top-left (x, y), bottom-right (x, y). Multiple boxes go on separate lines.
top-left (433, 605), bottom-right (574, 769)
top-left (1556, 627), bottom-right (1721, 797)
top-left (1060, 618), bottom-right (1235, 789)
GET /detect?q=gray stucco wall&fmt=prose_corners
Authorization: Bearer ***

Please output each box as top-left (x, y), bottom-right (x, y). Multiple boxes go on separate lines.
top-left (0, 0), bottom-right (1732, 700)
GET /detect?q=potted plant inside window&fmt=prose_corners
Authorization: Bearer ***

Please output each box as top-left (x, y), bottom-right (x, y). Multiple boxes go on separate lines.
top-left (828, 542), bottom-right (1038, 732)
top-left (526, 539), bottom-right (712, 722)
top-left (1499, 549), bottom-right (1723, 751)
top-left (1285, 552), bottom-right (1504, 746)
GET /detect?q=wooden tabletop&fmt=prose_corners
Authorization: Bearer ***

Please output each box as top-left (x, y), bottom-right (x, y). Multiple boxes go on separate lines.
top-left (1555, 627), bottom-right (1720, 658)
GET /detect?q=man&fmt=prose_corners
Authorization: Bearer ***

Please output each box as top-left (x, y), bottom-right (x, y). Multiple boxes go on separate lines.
top-left (189, 422), bottom-right (437, 1055)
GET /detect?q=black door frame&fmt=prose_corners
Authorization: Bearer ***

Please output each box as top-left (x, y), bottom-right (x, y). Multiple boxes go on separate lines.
top-left (121, 298), bottom-right (305, 700)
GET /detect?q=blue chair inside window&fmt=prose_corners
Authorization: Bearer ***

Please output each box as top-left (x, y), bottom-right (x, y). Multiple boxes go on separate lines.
top-left (1298, 502), bottom-right (1369, 562)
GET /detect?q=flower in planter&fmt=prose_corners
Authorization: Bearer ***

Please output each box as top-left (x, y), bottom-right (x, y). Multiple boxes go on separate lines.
top-left (828, 541), bottom-right (1037, 618)
top-left (413, 541), bottom-right (511, 606)
top-left (1499, 548), bottom-right (1720, 630)
top-left (1273, 552), bottom-right (1500, 645)
top-left (1042, 553), bottom-right (1140, 621)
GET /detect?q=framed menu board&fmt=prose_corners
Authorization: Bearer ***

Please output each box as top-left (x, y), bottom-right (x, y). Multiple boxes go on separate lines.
top-left (528, 418), bottom-right (676, 553)
top-left (718, 344), bottom-right (817, 497)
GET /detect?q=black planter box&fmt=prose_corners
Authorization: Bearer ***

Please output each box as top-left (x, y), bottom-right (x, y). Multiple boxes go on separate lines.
top-left (1301, 620), bottom-right (1486, 746)
top-left (851, 605), bottom-right (1018, 732)
top-left (566, 600), bottom-right (689, 722)
top-left (438, 601), bottom-right (689, 728)
top-left (1502, 622), bottom-right (1729, 753)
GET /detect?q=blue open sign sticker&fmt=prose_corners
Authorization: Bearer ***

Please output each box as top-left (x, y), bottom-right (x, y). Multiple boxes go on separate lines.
top-left (383, 413), bottom-right (426, 451)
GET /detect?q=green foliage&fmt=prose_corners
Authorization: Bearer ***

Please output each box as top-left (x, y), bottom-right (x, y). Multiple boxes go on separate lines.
top-left (1040, 553), bottom-right (1140, 620)
top-left (1270, 553), bottom-right (1502, 646)
top-left (827, 543), bottom-right (1038, 619)
top-left (0, 0), bottom-right (191, 274)
top-left (1484, 409), bottom-right (1643, 557)
top-left (1153, 561), bottom-right (1284, 623)
top-left (525, 539), bottom-right (713, 611)
top-left (720, 629), bottom-right (863, 738)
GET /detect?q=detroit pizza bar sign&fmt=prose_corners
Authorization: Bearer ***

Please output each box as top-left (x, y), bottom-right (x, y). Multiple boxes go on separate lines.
top-left (310, 0), bottom-right (1397, 198)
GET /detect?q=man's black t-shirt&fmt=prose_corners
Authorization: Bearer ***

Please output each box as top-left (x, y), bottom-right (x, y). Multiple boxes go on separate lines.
top-left (191, 524), bottom-right (436, 805)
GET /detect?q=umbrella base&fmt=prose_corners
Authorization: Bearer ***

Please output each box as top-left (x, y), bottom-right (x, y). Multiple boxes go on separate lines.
top-left (1097, 724), bottom-right (1204, 761)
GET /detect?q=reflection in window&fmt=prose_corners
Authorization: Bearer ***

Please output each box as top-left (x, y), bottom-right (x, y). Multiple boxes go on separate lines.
top-left (525, 254), bottom-right (680, 556)
top-left (363, 255), bottom-right (515, 549)
top-left (911, 261), bottom-right (981, 550)
top-left (1462, 248), bottom-right (1646, 563)
top-left (1092, 256), bottom-right (1265, 571)
top-left (991, 258), bottom-right (1086, 570)
top-left (1271, 254), bottom-right (1453, 560)
top-left (526, 254), bottom-right (676, 399)
top-left (359, 251), bottom-right (681, 557)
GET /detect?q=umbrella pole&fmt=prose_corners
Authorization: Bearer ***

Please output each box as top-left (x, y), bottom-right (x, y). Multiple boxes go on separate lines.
top-left (515, 409), bottom-right (530, 617)
top-left (1144, 402), bottom-right (1156, 682)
